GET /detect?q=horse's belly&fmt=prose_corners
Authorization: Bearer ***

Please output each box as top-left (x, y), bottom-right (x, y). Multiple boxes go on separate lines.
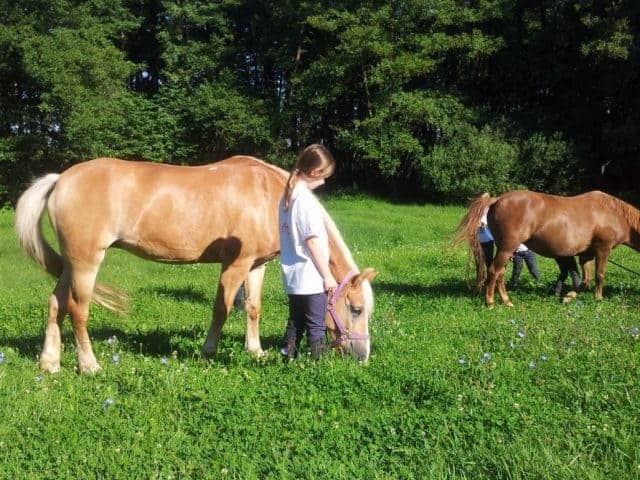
top-left (114, 238), bottom-right (216, 263)
top-left (527, 238), bottom-right (588, 258)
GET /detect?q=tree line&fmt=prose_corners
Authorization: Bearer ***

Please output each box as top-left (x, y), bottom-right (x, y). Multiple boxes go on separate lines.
top-left (1, 0), bottom-right (639, 206)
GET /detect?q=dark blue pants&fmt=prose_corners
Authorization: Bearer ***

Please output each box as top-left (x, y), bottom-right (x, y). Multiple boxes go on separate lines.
top-left (282, 293), bottom-right (328, 349)
top-left (481, 241), bottom-right (494, 267)
top-left (510, 250), bottom-right (541, 284)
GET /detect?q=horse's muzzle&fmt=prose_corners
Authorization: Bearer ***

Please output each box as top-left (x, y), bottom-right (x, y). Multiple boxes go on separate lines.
top-left (345, 339), bottom-right (370, 362)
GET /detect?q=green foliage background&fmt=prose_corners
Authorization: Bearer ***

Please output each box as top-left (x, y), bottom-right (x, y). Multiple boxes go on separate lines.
top-left (2, 0), bottom-right (640, 205)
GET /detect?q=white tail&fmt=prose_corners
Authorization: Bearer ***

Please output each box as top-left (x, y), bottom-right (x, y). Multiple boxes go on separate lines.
top-left (14, 173), bottom-right (128, 313)
top-left (15, 174), bottom-right (63, 276)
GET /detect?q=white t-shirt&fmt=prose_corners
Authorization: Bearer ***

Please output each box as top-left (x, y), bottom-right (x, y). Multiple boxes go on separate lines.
top-left (279, 183), bottom-right (329, 294)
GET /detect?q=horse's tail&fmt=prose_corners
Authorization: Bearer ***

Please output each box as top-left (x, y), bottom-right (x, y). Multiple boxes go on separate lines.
top-left (15, 174), bottom-right (128, 313)
top-left (15, 174), bottom-right (64, 277)
top-left (453, 192), bottom-right (497, 291)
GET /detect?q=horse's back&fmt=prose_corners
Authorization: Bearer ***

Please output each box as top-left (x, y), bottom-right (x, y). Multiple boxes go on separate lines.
top-left (491, 189), bottom-right (627, 257)
top-left (49, 157), bottom-right (285, 263)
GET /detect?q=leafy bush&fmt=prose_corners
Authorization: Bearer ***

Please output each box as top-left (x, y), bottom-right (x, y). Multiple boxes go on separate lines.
top-left (514, 132), bottom-right (582, 194)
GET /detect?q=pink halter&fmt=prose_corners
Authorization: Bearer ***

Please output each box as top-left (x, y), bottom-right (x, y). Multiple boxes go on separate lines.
top-left (327, 270), bottom-right (370, 346)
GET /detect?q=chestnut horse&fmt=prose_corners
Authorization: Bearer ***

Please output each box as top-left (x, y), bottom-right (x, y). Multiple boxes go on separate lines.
top-left (455, 190), bottom-right (640, 307)
top-left (15, 156), bottom-right (376, 373)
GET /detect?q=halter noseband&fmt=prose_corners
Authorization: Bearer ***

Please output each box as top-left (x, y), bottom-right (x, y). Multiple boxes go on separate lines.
top-left (327, 270), bottom-right (370, 346)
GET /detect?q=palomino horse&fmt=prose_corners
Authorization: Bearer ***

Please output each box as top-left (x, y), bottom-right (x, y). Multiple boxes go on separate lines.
top-left (15, 156), bottom-right (376, 373)
top-left (455, 190), bottom-right (640, 307)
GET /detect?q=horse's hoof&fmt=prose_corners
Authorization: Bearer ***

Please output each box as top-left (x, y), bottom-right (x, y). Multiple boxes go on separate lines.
top-left (506, 302), bottom-right (514, 308)
top-left (201, 340), bottom-right (219, 359)
top-left (39, 360), bottom-right (61, 373)
top-left (78, 363), bottom-right (102, 375)
top-left (201, 348), bottom-right (216, 359)
top-left (248, 348), bottom-right (266, 358)
top-left (562, 291), bottom-right (578, 304)
top-left (486, 304), bottom-right (494, 310)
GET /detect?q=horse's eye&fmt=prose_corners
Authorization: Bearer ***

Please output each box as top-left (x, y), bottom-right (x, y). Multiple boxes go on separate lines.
top-left (350, 305), bottom-right (363, 316)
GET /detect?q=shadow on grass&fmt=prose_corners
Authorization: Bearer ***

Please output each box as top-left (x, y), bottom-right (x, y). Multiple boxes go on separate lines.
top-left (2, 326), bottom-right (283, 367)
top-left (138, 286), bottom-right (212, 304)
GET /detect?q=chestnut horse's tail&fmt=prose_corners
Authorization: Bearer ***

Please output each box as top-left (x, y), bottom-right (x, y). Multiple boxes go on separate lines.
top-left (453, 192), bottom-right (498, 291)
top-left (15, 174), bottom-right (128, 313)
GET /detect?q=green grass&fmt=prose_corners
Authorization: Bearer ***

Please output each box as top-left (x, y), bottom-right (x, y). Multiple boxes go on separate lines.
top-left (1, 196), bottom-right (639, 479)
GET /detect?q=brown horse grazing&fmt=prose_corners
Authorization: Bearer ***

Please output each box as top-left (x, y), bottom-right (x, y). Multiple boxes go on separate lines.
top-left (455, 190), bottom-right (640, 307)
top-left (15, 157), bottom-right (376, 373)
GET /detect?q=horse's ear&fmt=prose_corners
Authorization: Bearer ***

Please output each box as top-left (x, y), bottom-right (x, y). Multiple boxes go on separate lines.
top-left (351, 268), bottom-right (377, 287)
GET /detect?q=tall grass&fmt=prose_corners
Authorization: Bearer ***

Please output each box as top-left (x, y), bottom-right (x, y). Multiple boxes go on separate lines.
top-left (0, 197), bottom-right (639, 479)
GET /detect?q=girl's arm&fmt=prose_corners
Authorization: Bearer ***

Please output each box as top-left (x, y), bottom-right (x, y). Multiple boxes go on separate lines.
top-left (306, 236), bottom-right (337, 294)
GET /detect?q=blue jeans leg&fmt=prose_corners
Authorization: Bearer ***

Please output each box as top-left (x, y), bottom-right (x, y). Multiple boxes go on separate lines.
top-left (282, 293), bottom-right (328, 349)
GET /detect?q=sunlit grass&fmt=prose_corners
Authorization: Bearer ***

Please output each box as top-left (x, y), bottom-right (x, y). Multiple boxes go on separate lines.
top-left (1, 198), bottom-right (639, 479)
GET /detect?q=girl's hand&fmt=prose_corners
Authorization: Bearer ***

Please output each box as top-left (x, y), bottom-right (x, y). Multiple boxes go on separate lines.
top-left (324, 275), bottom-right (338, 298)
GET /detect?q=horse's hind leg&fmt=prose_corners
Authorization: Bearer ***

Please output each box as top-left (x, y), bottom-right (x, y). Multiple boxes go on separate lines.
top-left (244, 264), bottom-right (266, 355)
top-left (202, 262), bottom-right (250, 358)
top-left (40, 270), bottom-right (71, 373)
top-left (489, 250), bottom-right (513, 307)
top-left (68, 261), bottom-right (103, 373)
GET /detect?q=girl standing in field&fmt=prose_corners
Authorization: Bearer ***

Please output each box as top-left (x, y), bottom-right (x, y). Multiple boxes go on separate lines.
top-left (279, 144), bottom-right (337, 360)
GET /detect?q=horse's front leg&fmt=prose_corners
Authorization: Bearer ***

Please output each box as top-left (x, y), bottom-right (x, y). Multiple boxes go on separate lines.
top-left (593, 249), bottom-right (611, 300)
top-left (243, 264), bottom-right (266, 356)
top-left (202, 262), bottom-right (250, 358)
top-left (579, 254), bottom-right (594, 291)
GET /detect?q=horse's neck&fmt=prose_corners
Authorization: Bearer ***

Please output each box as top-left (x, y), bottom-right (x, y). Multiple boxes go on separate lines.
top-left (321, 205), bottom-right (358, 281)
top-left (614, 197), bottom-right (640, 251)
top-left (328, 236), bottom-right (356, 281)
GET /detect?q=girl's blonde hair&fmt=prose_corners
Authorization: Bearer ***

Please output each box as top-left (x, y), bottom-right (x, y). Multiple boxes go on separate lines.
top-left (283, 144), bottom-right (335, 209)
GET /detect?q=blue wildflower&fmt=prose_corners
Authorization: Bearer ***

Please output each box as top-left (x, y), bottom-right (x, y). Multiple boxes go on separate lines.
top-left (102, 398), bottom-right (114, 408)
top-left (160, 356), bottom-right (169, 365)
top-left (540, 355), bottom-right (548, 361)
top-left (517, 331), bottom-right (525, 339)
top-left (457, 358), bottom-right (466, 366)
top-left (107, 335), bottom-right (117, 345)
top-left (529, 361), bottom-right (537, 369)
top-left (481, 352), bottom-right (492, 363)
top-left (35, 376), bottom-right (43, 382)
top-left (0, 352), bottom-right (5, 364)
top-left (509, 319), bottom-right (516, 325)
top-left (112, 354), bottom-right (120, 364)
top-left (509, 341), bottom-right (515, 349)
top-left (629, 326), bottom-right (639, 336)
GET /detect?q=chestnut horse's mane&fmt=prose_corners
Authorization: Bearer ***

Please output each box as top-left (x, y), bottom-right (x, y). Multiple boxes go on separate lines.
top-left (598, 191), bottom-right (640, 232)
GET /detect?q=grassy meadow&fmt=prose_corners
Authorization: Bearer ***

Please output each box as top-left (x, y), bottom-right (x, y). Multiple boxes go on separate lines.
top-left (0, 196), bottom-right (639, 479)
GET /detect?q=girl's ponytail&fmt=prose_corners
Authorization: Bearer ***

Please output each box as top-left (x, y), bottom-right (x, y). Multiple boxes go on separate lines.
top-left (284, 169), bottom-right (299, 210)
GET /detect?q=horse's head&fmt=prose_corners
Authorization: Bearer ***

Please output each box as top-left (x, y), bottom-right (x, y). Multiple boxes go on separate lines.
top-left (325, 268), bottom-right (377, 361)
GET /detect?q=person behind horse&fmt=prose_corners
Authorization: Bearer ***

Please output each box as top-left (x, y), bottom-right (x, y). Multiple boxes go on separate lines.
top-left (279, 144), bottom-right (337, 360)
top-left (509, 243), bottom-right (541, 287)
top-left (478, 207), bottom-right (494, 267)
